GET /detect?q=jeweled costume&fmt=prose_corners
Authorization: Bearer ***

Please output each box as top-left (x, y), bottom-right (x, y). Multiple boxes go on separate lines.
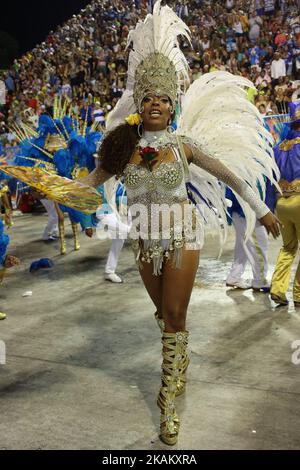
top-left (124, 131), bottom-right (201, 275)
top-left (270, 101), bottom-right (300, 305)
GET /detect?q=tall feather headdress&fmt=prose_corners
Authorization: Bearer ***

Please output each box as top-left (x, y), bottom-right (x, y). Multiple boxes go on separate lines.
top-left (106, 0), bottom-right (191, 131)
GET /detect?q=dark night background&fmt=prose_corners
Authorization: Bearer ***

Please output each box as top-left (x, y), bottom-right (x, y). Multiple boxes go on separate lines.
top-left (1, 0), bottom-right (92, 68)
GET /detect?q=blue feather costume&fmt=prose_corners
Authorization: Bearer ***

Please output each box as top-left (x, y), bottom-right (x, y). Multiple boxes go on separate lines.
top-left (11, 109), bottom-right (103, 230)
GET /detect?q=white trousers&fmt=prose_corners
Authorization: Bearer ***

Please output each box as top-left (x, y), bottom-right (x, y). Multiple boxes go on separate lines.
top-left (97, 213), bottom-right (130, 274)
top-left (40, 199), bottom-right (59, 239)
top-left (105, 239), bottom-right (126, 274)
top-left (226, 213), bottom-right (269, 288)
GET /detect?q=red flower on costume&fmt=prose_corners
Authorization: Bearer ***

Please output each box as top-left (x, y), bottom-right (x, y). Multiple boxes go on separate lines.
top-left (139, 146), bottom-right (159, 171)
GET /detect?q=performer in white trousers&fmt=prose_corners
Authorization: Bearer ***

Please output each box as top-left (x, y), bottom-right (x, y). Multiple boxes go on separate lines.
top-left (105, 239), bottom-right (126, 281)
top-left (97, 182), bottom-right (130, 283)
top-left (99, 214), bottom-right (129, 283)
top-left (40, 198), bottom-right (59, 241)
top-left (226, 188), bottom-right (270, 291)
top-left (226, 213), bottom-right (269, 291)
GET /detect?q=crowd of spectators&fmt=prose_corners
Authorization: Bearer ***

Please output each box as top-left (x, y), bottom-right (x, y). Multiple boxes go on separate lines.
top-left (1, 0), bottom-right (300, 150)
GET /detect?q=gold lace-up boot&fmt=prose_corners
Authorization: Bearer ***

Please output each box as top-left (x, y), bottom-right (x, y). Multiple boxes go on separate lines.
top-left (154, 313), bottom-right (189, 397)
top-left (71, 222), bottom-right (80, 251)
top-left (59, 221), bottom-right (66, 255)
top-left (157, 331), bottom-right (189, 445)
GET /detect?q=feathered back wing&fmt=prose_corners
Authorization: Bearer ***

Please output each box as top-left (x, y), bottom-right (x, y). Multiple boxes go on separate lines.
top-left (178, 71), bottom-right (280, 241)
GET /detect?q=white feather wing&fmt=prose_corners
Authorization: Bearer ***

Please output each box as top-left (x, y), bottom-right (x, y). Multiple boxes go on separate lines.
top-left (178, 71), bottom-right (280, 240)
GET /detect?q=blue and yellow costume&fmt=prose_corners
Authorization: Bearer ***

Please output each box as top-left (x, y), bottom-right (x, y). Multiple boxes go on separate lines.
top-left (270, 101), bottom-right (300, 305)
top-left (11, 102), bottom-right (103, 253)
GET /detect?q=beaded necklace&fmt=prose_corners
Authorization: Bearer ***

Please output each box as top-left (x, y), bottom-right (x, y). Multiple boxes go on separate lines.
top-left (139, 130), bottom-right (174, 151)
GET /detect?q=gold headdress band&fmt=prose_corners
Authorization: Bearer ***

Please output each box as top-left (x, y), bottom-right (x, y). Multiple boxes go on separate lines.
top-left (133, 52), bottom-right (178, 111)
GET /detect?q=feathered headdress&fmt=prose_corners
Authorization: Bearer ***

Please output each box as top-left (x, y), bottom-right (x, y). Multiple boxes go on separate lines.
top-left (106, 0), bottom-right (190, 130)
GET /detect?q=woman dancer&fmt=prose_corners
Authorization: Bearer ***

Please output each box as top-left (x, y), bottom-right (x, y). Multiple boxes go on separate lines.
top-left (2, 1), bottom-right (280, 446)
top-left (78, 2), bottom-right (280, 445)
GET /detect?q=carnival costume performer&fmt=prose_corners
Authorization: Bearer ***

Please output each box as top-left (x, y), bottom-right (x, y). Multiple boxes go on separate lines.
top-left (9, 100), bottom-right (103, 254)
top-left (270, 100), bottom-right (300, 307)
top-left (97, 179), bottom-right (130, 283)
top-left (75, 2), bottom-right (281, 445)
top-left (225, 185), bottom-right (270, 292)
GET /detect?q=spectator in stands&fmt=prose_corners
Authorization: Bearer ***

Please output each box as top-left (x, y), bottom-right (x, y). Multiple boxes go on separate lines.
top-left (249, 11), bottom-right (263, 43)
top-left (264, 0), bottom-right (276, 17)
top-left (271, 51), bottom-right (287, 82)
top-left (2, 0), bottom-right (300, 152)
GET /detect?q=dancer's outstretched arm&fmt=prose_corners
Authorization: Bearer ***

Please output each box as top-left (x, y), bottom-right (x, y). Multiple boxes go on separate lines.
top-left (79, 163), bottom-right (114, 188)
top-left (184, 144), bottom-right (280, 239)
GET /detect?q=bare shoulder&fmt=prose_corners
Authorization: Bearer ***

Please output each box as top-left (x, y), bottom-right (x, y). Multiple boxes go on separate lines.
top-left (96, 163), bottom-right (114, 179)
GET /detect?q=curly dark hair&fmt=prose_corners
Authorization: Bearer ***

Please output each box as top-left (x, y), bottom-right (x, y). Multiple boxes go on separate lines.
top-left (99, 123), bottom-right (139, 177)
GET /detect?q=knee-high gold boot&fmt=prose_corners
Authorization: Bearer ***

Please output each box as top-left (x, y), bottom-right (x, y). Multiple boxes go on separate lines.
top-left (71, 222), bottom-right (80, 251)
top-left (157, 331), bottom-right (189, 445)
top-left (59, 221), bottom-right (67, 255)
top-left (154, 313), bottom-right (189, 397)
top-left (175, 337), bottom-right (189, 397)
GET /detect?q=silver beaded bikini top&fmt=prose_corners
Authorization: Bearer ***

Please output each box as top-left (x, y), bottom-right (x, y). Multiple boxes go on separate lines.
top-left (123, 130), bottom-right (188, 207)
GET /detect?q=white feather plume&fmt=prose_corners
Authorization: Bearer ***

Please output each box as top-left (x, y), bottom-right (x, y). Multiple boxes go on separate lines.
top-left (106, 90), bottom-right (136, 132)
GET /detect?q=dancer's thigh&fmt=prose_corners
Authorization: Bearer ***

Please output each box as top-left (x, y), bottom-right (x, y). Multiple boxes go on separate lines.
top-left (162, 249), bottom-right (200, 327)
top-left (139, 260), bottom-right (163, 313)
